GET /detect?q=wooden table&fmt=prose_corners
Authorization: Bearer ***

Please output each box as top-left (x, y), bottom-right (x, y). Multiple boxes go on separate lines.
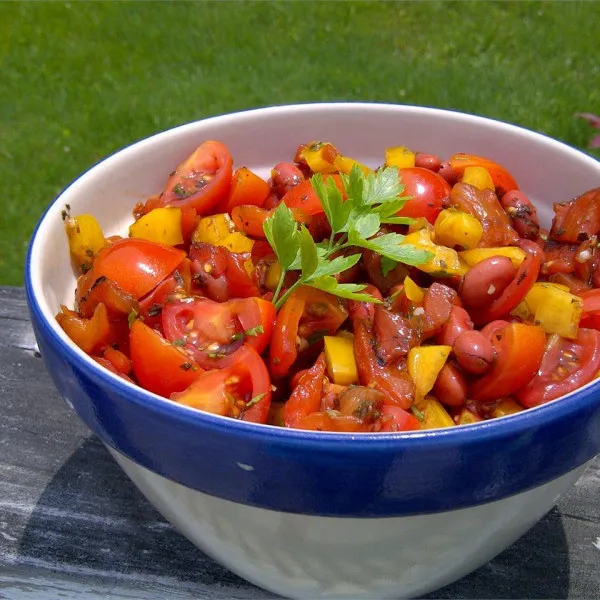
top-left (1, 285), bottom-right (599, 599)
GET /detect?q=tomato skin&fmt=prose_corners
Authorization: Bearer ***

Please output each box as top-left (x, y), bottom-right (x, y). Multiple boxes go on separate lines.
top-left (517, 329), bottom-right (600, 408)
top-left (84, 238), bottom-right (185, 300)
top-left (77, 272), bottom-right (138, 320)
top-left (283, 353), bottom-right (326, 427)
top-left (448, 153), bottom-right (519, 197)
top-left (56, 303), bottom-right (111, 355)
top-left (549, 187), bottom-right (600, 244)
top-left (579, 289), bottom-right (600, 329)
top-left (171, 345), bottom-right (272, 424)
top-left (376, 405), bottom-right (421, 432)
top-left (396, 167), bottom-right (452, 224)
top-left (160, 141), bottom-right (233, 215)
top-left (129, 320), bottom-right (203, 398)
top-left (470, 323), bottom-right (546, 402)
top-left (217, 167), bottom-right (270, 213)
top-left (281, 175), bottom-right (343, 216)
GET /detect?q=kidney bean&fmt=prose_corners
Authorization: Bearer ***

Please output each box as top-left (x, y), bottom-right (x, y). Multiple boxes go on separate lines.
top-left (433, 362), bottom-right (468, 408)
top-left (437, 306), bottom-right (473, 346)
top-left (460, 256), bottom-right (516, 309)
top-left (501, 190), bottom-right (540, 239)
top-left (271, 162), bottom-right (305, 197)
top-left (415, 152), bottom-right (441, 172)
top-left (338, 387), bottom-right (385, 423)
top-left (453, 330), bottom-right (495, 375)
top-left (438, 161), bottom-right (458, 186)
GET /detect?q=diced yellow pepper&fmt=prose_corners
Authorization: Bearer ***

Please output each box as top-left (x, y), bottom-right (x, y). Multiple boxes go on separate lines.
top-left (217, 232), bottom-right (254, 254)
top-left (459, 246), bottom-right (526, 269)
top-left (512, 282), bottom-right (582, 339)
top-left (265, 260), bottom-right (282, 291)
top-left (434, 209), bottom-right (483, 250)
top-left (402, 229), bottom-right (467, 277)
top-left (301, 142), bottom-right (339, 174)
top-left (385, 146), bottom-right (416, 169)
top-left (492, 398), bottom-right (524, 418)
top-left (455, 408), bottom-right (482, 426)
top-left (333, 154), bottom-right (371, 176)
top-left (461, 166), bottom-right (495, 191)
top-left (324, 335), bottom-right (359, 386)
top-left (129, 207), bottom-right (183, 246)
top-left (65, 214), bottom-right (106, 271)
top-left (408, 217), bottom-right (434, 234)
top-left (403, 275), bottom-right (424, 303)
top-left (415, 396), bottom-right (455, 430)
top-left (408, 345), bottom-right (452, 401)
top-left (193, 213), bottom-right (234, 246)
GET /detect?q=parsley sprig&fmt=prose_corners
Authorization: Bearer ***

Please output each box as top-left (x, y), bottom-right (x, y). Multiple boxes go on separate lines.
top-left (263, 165), bottom-right (433, 310)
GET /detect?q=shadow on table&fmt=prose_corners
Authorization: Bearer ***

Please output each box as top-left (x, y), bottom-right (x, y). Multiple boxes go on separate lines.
top-left (17, 436), bottom-right (570, 599)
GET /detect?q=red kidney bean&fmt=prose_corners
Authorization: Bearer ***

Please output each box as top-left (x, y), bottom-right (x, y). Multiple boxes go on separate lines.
top-left (453, 330), bottom-right (495, 375)
top-left (433, 362), bottom-right (468, 407)
top-left (415, 152), bottom-right (441, 172)
top-left (501, 190), bottom-right (540, 240)
top-left (460, 256), bottom-right (516, 308)
top-left (271, 162), bottom-right (305, 197)
top-left (438, 161), bottom-right (458, 186)
top-left (437, 306), bottom-right (473, 346)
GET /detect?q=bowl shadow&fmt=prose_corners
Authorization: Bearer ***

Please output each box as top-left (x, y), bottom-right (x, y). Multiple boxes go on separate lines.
top-left (16, 436), bottom-right (569, 599)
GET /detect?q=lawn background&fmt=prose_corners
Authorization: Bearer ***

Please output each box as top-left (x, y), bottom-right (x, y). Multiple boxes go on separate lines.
top-left (1, 0), bottom-right (599, 286)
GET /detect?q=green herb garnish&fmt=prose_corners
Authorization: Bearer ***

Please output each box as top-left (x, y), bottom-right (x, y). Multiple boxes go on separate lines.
top-left (263, 165), bottom-right (432, 309)
top-left (245, 392), bottom-right (267, 409)
top-left (245, 325), bottom-right (264, 337)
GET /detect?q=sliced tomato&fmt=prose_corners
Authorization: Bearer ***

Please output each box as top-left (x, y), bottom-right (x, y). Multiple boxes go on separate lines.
top-left (77, 273), bottom-right (138, 320)
top-left (217, 167), bottom-right (270, 213)
top-left (160, 140), bottom-right (233, 215)
top-left (470, 322), bottom-right (546, 402)
top-left (271, 161), bottom-right (305, 197)
top-left (281, 175), bottom-right (344, 216)
top-left (470, 240), bottom-right (542, 325)
top-left (283, 353), bottom-right (326, 428)
top-left (231, 205), bottom-right (271, 238)
top-left (171, 345), bottom-right (271, 423)
top-left (129, 320), bottom-right (203, 398)
top-left (396, 167), bottom-right (451, 224)
top-left (448, 153), bottom-right (519, 196)
top-left (180, 207), bottom-right (198, 244)
top-left (162, 296), bottom-right (275, 369)
top-left (56, 303), bottom-right (111, 355)
top-left (102, 346), bottom-right (132, 376)
top-left (549, 187), bottom-right (600, 244)
top-left (376, 405), bottom-right (421, 432)
top-left (577, 289), bottom-right (600, 330)
top-left (81, 238), bottom-right (185, 301)
top-left (516, 329), bottom-right (600, 408)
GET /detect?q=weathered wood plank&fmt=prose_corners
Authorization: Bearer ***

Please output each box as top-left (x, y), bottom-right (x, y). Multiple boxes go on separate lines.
top-left (1, 285), bottom-right (599, 599)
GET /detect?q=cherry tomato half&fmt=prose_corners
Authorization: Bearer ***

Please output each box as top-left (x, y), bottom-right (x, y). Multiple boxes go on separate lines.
top-left (396, 167), bottom-right (452, 224)
top-left (448, 153), bottom-right (519, 197)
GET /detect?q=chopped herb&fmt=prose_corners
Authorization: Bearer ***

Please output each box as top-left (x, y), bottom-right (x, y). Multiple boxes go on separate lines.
top-left (245, 324), bottom-right (264, 337)
top-left (410, 404), bottom-right (425, 422)
top-left (231, 331), bottom-right (244, 341)
top-left (172, 338), bottom-right (186, 347)
top-left (173, 183), bottom-right (189, 198)
top-left (245, 392), bottom-right (267, 409)
top-left (180, 362), bottom-right (193, 371)
top-left (173, 269), bottom-right (184, 286)
top-left (127, 309), bottom-right (138, 328)
top-left (148, 304), bottom-right (162, 317)
top-left (208, 352), bottom-right (226, 359)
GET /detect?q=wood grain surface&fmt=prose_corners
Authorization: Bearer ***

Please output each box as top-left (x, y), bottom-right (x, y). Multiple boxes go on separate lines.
top-left (1, 286), bottom-right (599, 599)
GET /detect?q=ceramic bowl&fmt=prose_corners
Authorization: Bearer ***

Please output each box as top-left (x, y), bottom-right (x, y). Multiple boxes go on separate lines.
top-left (25, 103), bottom-right (600, 599)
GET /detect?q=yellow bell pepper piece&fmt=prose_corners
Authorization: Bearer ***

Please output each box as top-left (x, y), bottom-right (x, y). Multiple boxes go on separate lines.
top-left (415, 396), bottom-right (455, 430)
top-left (324, 335), bottom-right (359, 386)
top-left (217, 232), bottom-right (254, 254)
top-left (459, 246), bottom-right (526, 269)
top-left (512, 282), bottom-right (582, 339)
top-left (461, 166), bottom-right (495, 191)
top-left (265, 260), bottom-right (282, 291)
top-left (408, 217), bottom-right (434, 234)
top-left (492, 398), bottom-right (524, 418)
top-left (455, 408), bottom-right (482, 426)
top-left (385, 146), bottom-right (416, 169)
top-left (300, 142), bottom-right (339, 174)
top-left (402, 229), bottom-right (467, 277)
top-left (333, 154), bottom-right (371, 176)
top-left (65, 214), bottom-right (106, 271)
top-left (408, 345), bottom-right (452, 402)
top-left (193, 213), bottom-right (234, 246)
top-left (129, 207), bottom-right (183, 246)
top-left (434, 209), bottom-right (483, 250)
top-left (403, 276), bottom-right (424, 303)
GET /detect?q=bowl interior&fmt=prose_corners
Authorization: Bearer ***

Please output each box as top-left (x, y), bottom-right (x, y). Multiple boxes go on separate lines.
top-left (30, 103), bottom-right (600, 379)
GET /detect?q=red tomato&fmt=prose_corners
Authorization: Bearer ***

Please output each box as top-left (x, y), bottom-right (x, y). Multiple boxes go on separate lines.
top-left (283, 353), bottom-right (326, 428)
top-left (231, 205), bottom-right (271, 238)
top-left (516, 329), bottom-right (600, 408)
top-left (396, 167), bottom-right (451, 224)
top-left (82, 238), bottom-right (185, 300)
top-left (162, 296), bottom-right (275, 369)
top-left (281, 175), bottom-right (344, 216)
top-left (129, 320), bottom-right (203, 398)
top-left (102, 347), bottom-right (132, 375)
top-left (376, 405), bottom-right (421, 432)
top-left (549, 187), bottom-right (600, 244)
top-left (470, 240), bottom-right (542, 326)
top-left (77, 272), bottom-right (138, 320)
top-left (271, 161), bottom-right (305, 197)
top-left (448, 153), bottom-right (519, 196)
top-left (160, 141), bottom-right (233, 215)
top-left (171, 345), bottom-right (272, 424)
top-left (470, 323), bottom-right (546, 402)
top-left (56, 303), bottom-right (111, 355)
top-left (577, 289), bottom-right (600, 330)
top-left (217, 167), bottom-right (270, 213)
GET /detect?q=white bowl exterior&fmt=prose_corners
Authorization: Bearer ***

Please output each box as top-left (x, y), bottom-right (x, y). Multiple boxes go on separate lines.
top-left (110, 447), bottom-right (590, 599)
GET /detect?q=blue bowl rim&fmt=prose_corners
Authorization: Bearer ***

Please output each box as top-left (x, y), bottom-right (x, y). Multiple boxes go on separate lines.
top-left (24, 101), bottom-right (600, 454)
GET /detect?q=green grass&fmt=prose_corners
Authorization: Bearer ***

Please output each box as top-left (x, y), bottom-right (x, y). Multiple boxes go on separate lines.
top-left (1, 0), bottom-right (599, 285)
